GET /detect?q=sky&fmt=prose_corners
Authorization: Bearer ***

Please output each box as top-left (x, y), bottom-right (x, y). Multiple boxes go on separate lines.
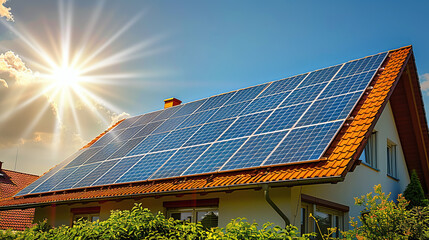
top-left (0, 0), bottom-right (429, 175)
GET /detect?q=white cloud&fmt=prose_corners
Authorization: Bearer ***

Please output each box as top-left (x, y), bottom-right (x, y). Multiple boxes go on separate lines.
top-left (110, 111), bottom-right (130, 125)
top-left (0, 51), bottom-right (36, 86)
top-left (420, 73), bottom-right (429, 93)
top-left (0, 0), bottom-right (13, 22)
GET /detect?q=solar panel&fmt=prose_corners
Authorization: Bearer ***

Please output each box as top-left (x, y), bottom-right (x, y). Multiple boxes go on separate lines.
top-left (296, 92), bottom-right (361, 127)
top-left (92, 156), bottom-right (143, 186)
top-left (259, 74), bottom-right (308, 97)
top-left (196, 92), bottom-right (236, 112)
top-left (116, 151), bottom-right (176, 183)
top-left (219, 111), bottom-right (271, 141)
top-left (221, 131), bottom-right (288, 171)
top-left (18, 51), bottom-right (389, 195)
top-left (150, 145), bottom-right (209, 179)
top-left (178, 108), bottom-right (218, 129)
top-left (108, 137), bottom-right (145, 160)
top-left (183, 138), bottom-right (247, 175)
top-left (73, 160), bottom-right (119, 188)
top-left (256, 103), bottom-right (310, 134)
top-left (183, 119), bottom-right (234, 146)
top-left (241, 91), bottom-right (290, 115)
top-left (265, 121), bottom-right (342, 165)
top-left (51, 163), bottom-right (99, 191)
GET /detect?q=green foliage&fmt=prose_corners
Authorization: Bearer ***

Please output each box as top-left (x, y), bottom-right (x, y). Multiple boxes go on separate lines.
top-left (404, 170), bottom-right (429, 208)
top-left (0, 204), bottom-right (310, 240)
top-left (342, 184), bottom-right (429, 240)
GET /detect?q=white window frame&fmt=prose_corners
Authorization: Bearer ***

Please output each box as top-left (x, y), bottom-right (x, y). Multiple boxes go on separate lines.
top-left (361, 131), bottom-right (377, 169)
top-left (73, 213), bottom-right (100, 223)
top-left (387, 140), bottom-right (397, 178)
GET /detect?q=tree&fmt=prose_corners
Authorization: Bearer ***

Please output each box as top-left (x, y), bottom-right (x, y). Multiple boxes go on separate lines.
top-left (404, 170), bottom-right (429, 208)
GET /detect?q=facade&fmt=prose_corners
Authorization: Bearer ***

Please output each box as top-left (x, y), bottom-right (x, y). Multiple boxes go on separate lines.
top-left (0, 46), bottom-right (428, 237)
top-left (0, 162), bottom-right (38, 230)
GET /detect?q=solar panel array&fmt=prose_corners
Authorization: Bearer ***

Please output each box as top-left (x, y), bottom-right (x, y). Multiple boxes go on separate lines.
top-left (16, 52), bottom-right (388, 196)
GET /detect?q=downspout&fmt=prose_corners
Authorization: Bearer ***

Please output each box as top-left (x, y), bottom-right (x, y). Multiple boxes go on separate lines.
top-left (262, 184), bottom-right (290, 227)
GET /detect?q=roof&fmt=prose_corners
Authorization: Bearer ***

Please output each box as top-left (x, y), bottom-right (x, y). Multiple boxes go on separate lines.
top-left (0, 168), bottom-right (38, 230)
top-left (1, 46), bottom-right (428, 210)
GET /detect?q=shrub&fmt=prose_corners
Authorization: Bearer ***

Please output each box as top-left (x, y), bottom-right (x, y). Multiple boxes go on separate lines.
top-left (0, 204), bottom-right (311, 240)
top-left (404, 170), bottom-right (429, 208)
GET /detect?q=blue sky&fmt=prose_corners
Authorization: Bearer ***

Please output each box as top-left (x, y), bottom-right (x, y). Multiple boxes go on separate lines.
top-left (0, 0), bottom-right (428, 174)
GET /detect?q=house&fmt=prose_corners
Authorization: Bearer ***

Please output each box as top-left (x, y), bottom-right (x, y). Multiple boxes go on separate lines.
top-left (0, 46), bottom-right (427, 237)
top-left (0, 162), bottom-right (38, 230)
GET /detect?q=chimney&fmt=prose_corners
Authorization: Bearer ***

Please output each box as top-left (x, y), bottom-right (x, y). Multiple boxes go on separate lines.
top-left (164, 98), bottom-right (182, 109)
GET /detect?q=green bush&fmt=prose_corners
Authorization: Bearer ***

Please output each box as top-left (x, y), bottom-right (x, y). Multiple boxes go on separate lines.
top-left (0, 204), bottom-right (311, 240)
top-left (404, 170), bottom-right (429, 209)
top-left (342, 184), bottom-right (429, 240)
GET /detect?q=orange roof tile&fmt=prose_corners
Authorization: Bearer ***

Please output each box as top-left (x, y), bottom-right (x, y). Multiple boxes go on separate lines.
top-left (0, 47), bottom-right (414, 210)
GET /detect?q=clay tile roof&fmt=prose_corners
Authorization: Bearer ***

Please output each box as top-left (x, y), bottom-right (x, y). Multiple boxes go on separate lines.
top-left (1, 46), bottom-right (426, 210)
top-left (0, 169), bottom-right (38, 230)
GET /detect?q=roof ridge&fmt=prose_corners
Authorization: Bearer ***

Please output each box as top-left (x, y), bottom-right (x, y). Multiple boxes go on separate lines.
top-left (2, 169), bottom-right (39, 177)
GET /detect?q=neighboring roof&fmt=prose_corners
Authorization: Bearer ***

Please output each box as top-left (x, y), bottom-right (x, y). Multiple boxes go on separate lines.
top-left (0, 46), bottom-right (428, 210)
top-left (0, 168), bottom-right (38, 230)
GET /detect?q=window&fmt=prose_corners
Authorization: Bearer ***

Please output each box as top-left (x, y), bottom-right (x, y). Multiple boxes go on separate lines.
top-left (71, 206), bottom-right (100, 225)
top-left (387, 141), bottom-right (397, 178)
top-left (164, 198), bottom-right (219, 228)
top-left (361, 131), bottom-right (377, 168)
top-left (168, 207), bottom-right (219, 228)
top-left (301, 195), bottom-right (348, 239)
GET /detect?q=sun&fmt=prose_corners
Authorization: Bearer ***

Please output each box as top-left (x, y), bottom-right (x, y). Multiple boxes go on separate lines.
top-left (50, 65), bottom-right (81, 89)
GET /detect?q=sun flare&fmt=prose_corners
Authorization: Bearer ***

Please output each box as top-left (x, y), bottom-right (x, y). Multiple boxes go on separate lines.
top-left (50, 65), bottom-right (82, 89)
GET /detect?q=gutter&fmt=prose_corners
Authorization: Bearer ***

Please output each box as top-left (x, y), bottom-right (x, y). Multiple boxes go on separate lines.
top-left (0, 175), bottom-right (344, 211)
top-left (262, 184), bottom-right (290, 227)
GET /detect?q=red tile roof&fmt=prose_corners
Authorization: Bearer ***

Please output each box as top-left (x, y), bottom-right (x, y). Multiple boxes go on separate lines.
top-left (1, 46), bottom-right (427, 210)
top-left (0, 169), bottom-right (38, 230)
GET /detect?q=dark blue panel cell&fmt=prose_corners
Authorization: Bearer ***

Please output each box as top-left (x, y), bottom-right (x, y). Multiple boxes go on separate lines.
top-left (151, 126), bottom-right (200, 152)
top-left (150, 145), bottom-right (209, 179)
top-left (133, 121), bottom-right (164, 138)
top-left (280, 83), bottom-right (326, 107)
top-left (116, 150), bottom-right (176, 183)
top-left (85, 141), bottom-right (127, 164)
top-left (108, 137), bottom-right (145, 160)
top-left (116, 125), bottom-right (144, 142)
top-left (297, 92), bottom-right (361, 127)
top-left (51, 163), bottom-right (99, 191)
top-left (334, 52), bottom-right (387, 79)
top-left (183, 138), bottom-right (247, 175)
top-left (241, 91), bottom-right (290, 115)
top-left (219, 111), bottom-right (271, 140)
top-left (320, 70), bottom-right (376, 99)
top-left (225, 84), bottom-right (268, 105)
top-left (126, 132), bottom-right (169, 156)
top-left (221, 131), bottom-right (288, 171)
top-left (152, 115), bottom-right (188, 134)
top-left (196, 92), bottom-right (236, 112)
top-left (265, 121), bottom-right (342, 165)
top-left (177, 108), bottom-right (218, 129)
top-left (113, 115), bottom-right (141, 130)
top-left (65, 147), bottom-right (102, 168)
top-left (184, 119), bottom-right (234, 147)
top-left (73, 160), bottom-right (119, 188)
top-left (170, 99), bottom-right (207, 118)
top-left (32, 167), bottom-right (77, 193)
top-left (260, 74), bottom-right (308, 97)
top-left (90, 129), bottom-right (125, 148)
top-left (256, 103), bottom-right (310, 134)
top-left (152, 104), bottom-right (183, 121)
top-left (93, 156), bottom-right (143, 186)
top-left (131, 110), bottom-right (162, 127)
top-left (299, 65), bottom-right (342, 88)
top-left (16, 151), bottom-right (81, 196)
top-left (208, 101), bottom-right (251, 122)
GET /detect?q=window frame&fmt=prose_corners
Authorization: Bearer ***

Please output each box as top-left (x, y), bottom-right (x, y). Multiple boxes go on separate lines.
top-left (70, 206), bottom-right (101, 225)
top-left (361, 131), bottom-right (378, 169)
top-left (164, 198), bottom-right (219, 228)
top-left (300, 194), bottom-right (348, 239)
top-left (387, 140), bottom-right (398, 179)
